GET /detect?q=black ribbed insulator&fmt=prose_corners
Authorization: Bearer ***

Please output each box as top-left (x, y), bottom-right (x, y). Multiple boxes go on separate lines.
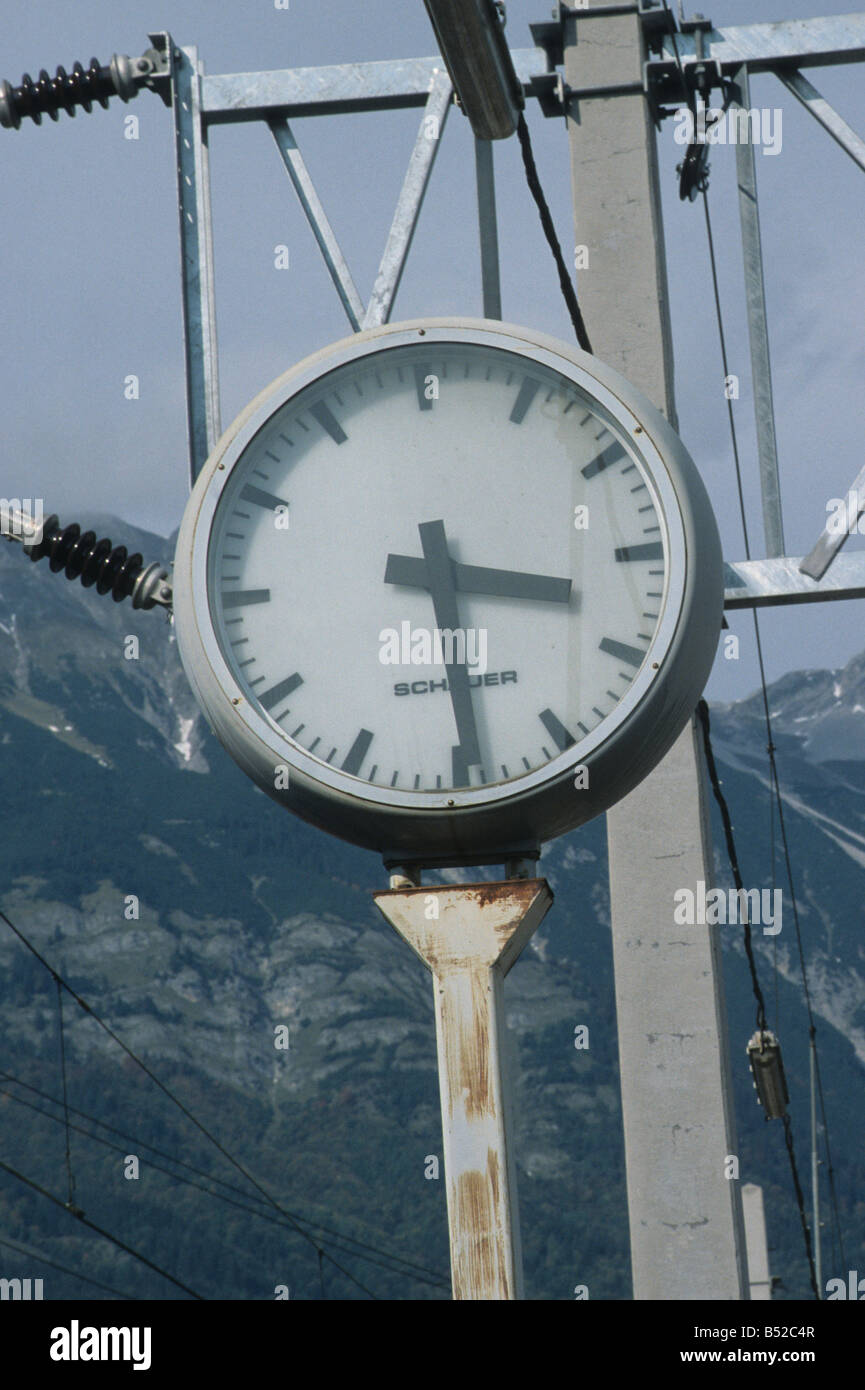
top-left (27, 515), bottom-right (143, 603)
top-left (0, 58), bottom-right (112, 129)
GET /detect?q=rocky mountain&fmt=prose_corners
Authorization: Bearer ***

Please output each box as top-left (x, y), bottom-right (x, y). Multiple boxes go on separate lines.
top-left (0, 517), bottom-right (862, 1300)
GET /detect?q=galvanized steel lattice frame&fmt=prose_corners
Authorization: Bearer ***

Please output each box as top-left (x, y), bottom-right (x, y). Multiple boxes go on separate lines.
top-left (153, 9), bottom-right (865, 609)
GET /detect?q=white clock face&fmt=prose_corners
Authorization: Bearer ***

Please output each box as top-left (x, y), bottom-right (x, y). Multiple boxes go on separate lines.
top-left (205, 337), bottom-right (670, 795)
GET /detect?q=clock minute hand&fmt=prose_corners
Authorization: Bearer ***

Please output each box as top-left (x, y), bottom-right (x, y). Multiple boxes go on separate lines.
top-left (385, 554), bottom-right (572, 604)
top-left (416, 520), bottom-right (481, 788)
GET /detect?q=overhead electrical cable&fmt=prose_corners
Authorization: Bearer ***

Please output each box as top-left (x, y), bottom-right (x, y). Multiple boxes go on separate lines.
top-left (0, 1075), bottom-right (449, 1291)
top-left (699, 182), bottom-right (847, 1280)
top-left (515, 111), bottom-right (593, 352)
top-left (0, 1234), bottom-right (136, 1300)
top-left (0, 905), bottom-right (385, 1298)
top-left (0, 1157), bottom-right (204, 1299)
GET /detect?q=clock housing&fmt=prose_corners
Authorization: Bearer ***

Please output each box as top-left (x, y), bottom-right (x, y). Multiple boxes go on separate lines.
top-left (173, 318), bottom-right (723, 866)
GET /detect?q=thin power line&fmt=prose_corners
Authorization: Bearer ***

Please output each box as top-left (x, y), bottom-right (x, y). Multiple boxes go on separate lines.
top-left (0, 1076), bottom-right (449, 1291)
top-left (0, 1157), bottom-right (204, 1299)
top-left (697, 700), bottom-right (817, 1297)
top-left (515, 111), bottom-right (593, 352)
top-left (700, 181), bottom-right (847, 1279)
top-left (0, 906), bottom-right (378, 1298)
top-left (0, 1234), bottom-right (135, 1301)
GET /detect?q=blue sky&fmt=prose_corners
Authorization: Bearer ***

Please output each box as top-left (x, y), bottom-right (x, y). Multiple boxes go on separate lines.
top-left (1, 0), bottom-right (863, 700)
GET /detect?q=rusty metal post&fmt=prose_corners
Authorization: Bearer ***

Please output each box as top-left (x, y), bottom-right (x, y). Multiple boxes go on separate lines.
top-left (373, 878), bottom-right (553, 1300)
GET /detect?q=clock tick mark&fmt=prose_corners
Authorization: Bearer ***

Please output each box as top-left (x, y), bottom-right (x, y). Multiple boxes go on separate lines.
top-left (509, 376), bottom-right (541, 424)
top-left (310, 401), bottom-right (347, 444)
top-left (522, 756), bottom-right (532, 770)
top-left (643, 525), bottom-right (661, 534)
top-left (232, 509), bottom-right (251, 520)
top-left (541, 746), bottom-right (551, 759)
top-left (592, 706), bottom-right (605, 719)
top-left (599, 636), bottom-right (644, 668)
top-left (278, 433), bottom-right (294, 447)
top-left (238, 658), bottom-right (255, 669)
top-left (501, 765), bottom-right (510, 779)
top-left (577, 722), bottom-right (589, 736)
top-left (539, 708), bottom-right (576, 751)
top-left (265, 450), bottom-right (280, 463)
top-left (621, 463), bottom-right (637, 474)
top-left (308, 737), bottom-right (320, 753)
top-left (240, 484), bottom-right (290, 513)
top-left (413, 774), bottom-right (420, 789)
top-left (368, 764), bottom-right (378, 781)
top-left (249, 676), bottom-right (265, 687)
top-left (326, 747), bottom-right (337, 762)
top-left (222, 589), bottom-right (271, 608)
top-left (252, 469), bottom-right (269, 480)
top-left (390, 771), bottom-right (399, 787)
top-left (615, 542), bottom-right (663, 562)
top-left (260, 673), bottom-right (303, 711)
top-left (582, 441), bottom-right (626, 479)
top-left (342, 728), bottom-right (373, 776)
top-left (291, 724), bottom-right (305, 739)
top-left (414, 363), bottom-right (434, 411)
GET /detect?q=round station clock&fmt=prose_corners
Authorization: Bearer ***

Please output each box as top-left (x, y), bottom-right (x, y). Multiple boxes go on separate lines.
top-left (173, 318), bottom-right (723, 866)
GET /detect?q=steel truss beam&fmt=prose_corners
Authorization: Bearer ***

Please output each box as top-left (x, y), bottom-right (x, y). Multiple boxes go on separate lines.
top-left (200, 50), bottom-right (549, 122)
top-left (363, 69), bottom-right (452, 329)
top-left (725, 552), bottom-right (865, 608)
top-left (650, 12), bottom-right (865, 77)
top-left (731, 64), bottom-right (785, 559)
top-left (776, 68), bottom-right (865, 173)
top-left (165, 15), bottom-right (865, 609)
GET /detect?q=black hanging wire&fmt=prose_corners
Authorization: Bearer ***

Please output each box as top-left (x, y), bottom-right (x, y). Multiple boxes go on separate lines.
top-left (0, 906), bottom-right (380, 1298)
top-left (515, 112), bottom-right (593, 352)
top-left (0, 1157), bottom-right (204, 1298)
top-left (659, 0), bottom-right (845, 1291)
top-left (53, 972), bottom-right (77, 1211)
top-left (0, 1234), bottom-right (135, 1300)
top-left (697, 701), bottom-right (817, 1297)
top-left (0, 1075), bottom-right (450, 1291)
top-left (696, 701), bottom-right (767, 1034)
top-left (700, 184), bottom-right (847, 1280)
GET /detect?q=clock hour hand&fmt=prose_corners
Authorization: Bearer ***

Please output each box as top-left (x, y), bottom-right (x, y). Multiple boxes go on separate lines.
top-left (416, 520), bottom-right (481, 788)
top-left (385, 553), bottom-right (572, 605)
